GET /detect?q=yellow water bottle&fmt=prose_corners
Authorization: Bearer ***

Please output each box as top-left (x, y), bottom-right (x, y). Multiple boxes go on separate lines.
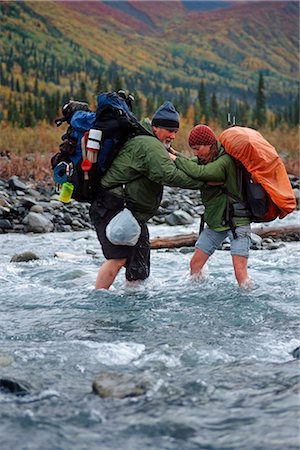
top-left (59, 182), bottom-right (74, 203)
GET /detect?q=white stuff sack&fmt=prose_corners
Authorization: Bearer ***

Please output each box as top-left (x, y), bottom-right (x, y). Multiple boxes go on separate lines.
top-left (106, 208), bottom-right (141, 246)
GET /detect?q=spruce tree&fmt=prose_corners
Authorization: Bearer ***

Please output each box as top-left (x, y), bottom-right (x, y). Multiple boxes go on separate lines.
top-left (254, 72), bottom-right (266, 127)
top-left (7, 96), bottom-right (18, 127)
top-left (292, 87), bottom-right (299, 126)
top-left (34, 78), bottom-right (39, 96)
top-left (77, 80), bottom-right (88, 102)
top-left (95, 75), bottom-right (102, 95)
top-left (211, 92), bottom-right (218, 118)
top-left (198, 81), bottom-right (208, 122)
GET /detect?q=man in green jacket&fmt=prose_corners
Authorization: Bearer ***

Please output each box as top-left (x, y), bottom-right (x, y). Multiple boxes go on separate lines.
top-left (169, 124), bottom-right (252, 288)
top-left (89, 102), bottom-right (202, 289)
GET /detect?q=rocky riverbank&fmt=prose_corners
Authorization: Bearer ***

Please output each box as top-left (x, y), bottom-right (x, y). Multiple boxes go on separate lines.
top-left (0, 175), bottom-right (299, 237)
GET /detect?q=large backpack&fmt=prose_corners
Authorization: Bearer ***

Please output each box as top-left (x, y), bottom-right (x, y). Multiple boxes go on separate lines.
top-left (219, 126), bottom-right (296, 223)
top-left (51, 91), bottom-right (151, 202)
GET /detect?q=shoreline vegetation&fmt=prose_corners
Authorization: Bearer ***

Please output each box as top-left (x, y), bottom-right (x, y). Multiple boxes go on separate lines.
top-left (0, 122), bottom-right (299, 186)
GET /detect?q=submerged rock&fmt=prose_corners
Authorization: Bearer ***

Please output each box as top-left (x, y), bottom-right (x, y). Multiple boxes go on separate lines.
top-left (250, 233), bottom-right (263, 249)
top-left (0, 353), bottom-right (14, 367)
top-left (10, 251), bottom-right (40, 262)
top-left (92, 371), bottom-right (149, 399)
top-left (0, 378), bottom-right (31, 396)
top-left (291, 346), bottom-right (300, 360)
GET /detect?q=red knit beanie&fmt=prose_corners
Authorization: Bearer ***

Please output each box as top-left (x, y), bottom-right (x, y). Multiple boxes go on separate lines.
top-left (188, 125), bottom-right (217, 148)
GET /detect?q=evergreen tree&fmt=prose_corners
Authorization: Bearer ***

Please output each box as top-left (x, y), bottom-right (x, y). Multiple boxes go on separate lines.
top-left (198, 81), bottom-right (208, 122)
top-left (95, 74), bottom-right (103, 95)
top-left (177, 88), bottom-right (190, 117)
top-left (69, 79), bottom-right (75, 98)
top-left (194, 98), bottom-right (201, 125)
top-left (292, 87), bottom-right (299, 126)
top-left (0, 64), bottom-right (7, 86)
top-left (77, 80), bottom-right (88, 102)
top-left (113, 74), bottom-right (123, 92)
top-left (10, 74), bottom-right (15, 91)
top-left (132, 92), bottom-right (142, 119)
top-left (34, 78), bottom-right (39, 96)
top-left (34, 98), bottom-right (44, 122)
top-left (145, 96), bottom-right (156, 118)
top-left (15, 78), bottom-right (21, 93)
top-left (7, 96), bottom-right (18, 127)
top-left (254, 72), bottom-right (266, 127)
top-left (211, 92), bottom-right (218, 118)
top-left (23, 94), bottom-right (36, 127)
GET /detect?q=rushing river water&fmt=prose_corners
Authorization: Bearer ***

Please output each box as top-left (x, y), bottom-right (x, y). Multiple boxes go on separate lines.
top-left (0, 216), bottom-right (299, 450)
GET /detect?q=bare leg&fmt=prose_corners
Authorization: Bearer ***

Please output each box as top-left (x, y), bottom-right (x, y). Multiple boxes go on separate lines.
top-left (190, 249), bottom-right (210, 279)
top-left (95, 258), bottom-right (127, 290)
top-left (232, 255), bottom-right (252, 288)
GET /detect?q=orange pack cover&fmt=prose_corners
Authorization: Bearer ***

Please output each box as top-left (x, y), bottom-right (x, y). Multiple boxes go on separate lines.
top-left (219, 126), bottom-right (296, 219)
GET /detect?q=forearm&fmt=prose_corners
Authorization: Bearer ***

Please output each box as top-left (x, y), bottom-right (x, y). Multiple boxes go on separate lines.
top-left (174, 154), bottom-right (226, 182)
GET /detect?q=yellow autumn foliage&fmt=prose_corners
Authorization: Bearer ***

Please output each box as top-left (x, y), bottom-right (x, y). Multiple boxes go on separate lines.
top-left (0, 122), bottom-right (298, 184)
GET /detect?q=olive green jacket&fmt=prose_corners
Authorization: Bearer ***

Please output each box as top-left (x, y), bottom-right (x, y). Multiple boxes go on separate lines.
top-left (174, 145), bottom-right (251, 230)
top-left (101, 135), bottom-right (203, 222)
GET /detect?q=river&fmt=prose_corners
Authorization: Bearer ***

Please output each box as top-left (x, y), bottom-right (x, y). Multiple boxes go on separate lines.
top-left (0, 214), bottom-right (299, 450)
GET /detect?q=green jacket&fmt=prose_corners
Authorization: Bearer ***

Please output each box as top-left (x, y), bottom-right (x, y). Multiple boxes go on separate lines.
top-left (101, 135), bottom-right (203, 222)
top-left (174, 144), bottom-right (251, 231)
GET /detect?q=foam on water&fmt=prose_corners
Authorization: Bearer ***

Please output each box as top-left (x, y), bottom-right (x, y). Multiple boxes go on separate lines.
top-left (0, 219), bottom-right (299, 450)
top-left (79, 340), bottom-right (146, 365)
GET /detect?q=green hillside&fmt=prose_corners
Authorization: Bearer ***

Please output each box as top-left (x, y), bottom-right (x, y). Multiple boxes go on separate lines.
top-left (0, 0), bottom-right (299, 127)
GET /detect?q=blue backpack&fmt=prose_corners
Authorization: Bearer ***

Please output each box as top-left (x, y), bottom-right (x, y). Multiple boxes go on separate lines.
top-left (51, 91), bottom-right (151, 202)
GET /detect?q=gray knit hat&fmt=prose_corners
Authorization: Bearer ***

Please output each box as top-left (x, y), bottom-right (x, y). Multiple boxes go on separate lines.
top-left (151, 101), bottom-right (180, 130)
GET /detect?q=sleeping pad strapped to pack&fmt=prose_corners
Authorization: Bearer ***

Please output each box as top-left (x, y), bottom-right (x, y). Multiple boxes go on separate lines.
top-left (219, 126), bottom-right (296, 222)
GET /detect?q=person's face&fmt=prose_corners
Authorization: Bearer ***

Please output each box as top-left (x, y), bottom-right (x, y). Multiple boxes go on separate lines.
top-left (152, 127), bottom-right (178, 148)
top-left (191, 144), bottom-right (214, 164)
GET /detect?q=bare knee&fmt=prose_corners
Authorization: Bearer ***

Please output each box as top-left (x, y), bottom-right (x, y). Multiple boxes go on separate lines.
top-left (114, 258), bottom-right (127, 269)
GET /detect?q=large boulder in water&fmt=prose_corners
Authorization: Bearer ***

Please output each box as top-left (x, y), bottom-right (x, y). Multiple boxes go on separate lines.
top-left (0, 378), bottom-right (31, 396)
top-left (92, 371), bottom-right (150, 399)
top-left (0, 353), bottom-right (14, 367)
top-left (11, 251), bottom-right (40, 262)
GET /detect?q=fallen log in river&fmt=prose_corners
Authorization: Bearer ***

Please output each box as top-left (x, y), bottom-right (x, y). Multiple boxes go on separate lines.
top-left (150, 225), bottom-right (300, 249)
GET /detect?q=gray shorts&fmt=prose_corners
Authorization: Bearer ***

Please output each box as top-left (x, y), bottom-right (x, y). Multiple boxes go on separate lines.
top-left (195, 225), bottom-right (251, 258)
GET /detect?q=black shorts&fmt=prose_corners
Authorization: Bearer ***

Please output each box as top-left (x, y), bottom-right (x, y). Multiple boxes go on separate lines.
top-left (89, 192), bottom-right (150, 281)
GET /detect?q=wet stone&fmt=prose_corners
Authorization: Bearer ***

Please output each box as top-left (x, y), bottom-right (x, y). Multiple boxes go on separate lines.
top-left (10, 251), bottom-right (40, 262)
top-left (92, 372), bottom-right (150, 399)
top-left (266, 242), bottom-right (286, 250)
top-left (0, 219), bottom-right (13, 230)
top-left (292, 346), bottom-right (300, 359)
top-left (0, 378), bottom-right (31, 396)
top-left (0, 353), bottom-right (14, 367)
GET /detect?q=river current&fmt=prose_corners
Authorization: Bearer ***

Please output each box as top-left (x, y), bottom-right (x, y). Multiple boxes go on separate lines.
top-left (0, 214), bottom-right (299, 450)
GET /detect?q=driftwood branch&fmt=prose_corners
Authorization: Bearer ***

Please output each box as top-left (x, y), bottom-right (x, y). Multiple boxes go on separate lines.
top-left (150, 226), bottom-right (300, 249)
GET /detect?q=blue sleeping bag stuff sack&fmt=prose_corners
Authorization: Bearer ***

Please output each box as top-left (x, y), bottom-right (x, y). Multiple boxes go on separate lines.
top-left (51, 91), bottom-right (151, 202)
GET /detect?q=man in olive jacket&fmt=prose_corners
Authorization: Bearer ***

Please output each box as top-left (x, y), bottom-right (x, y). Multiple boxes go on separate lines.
top-left (89, 102), bottom-right (203, 289)
top-left (170, 124), bottom-right (252, 288)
